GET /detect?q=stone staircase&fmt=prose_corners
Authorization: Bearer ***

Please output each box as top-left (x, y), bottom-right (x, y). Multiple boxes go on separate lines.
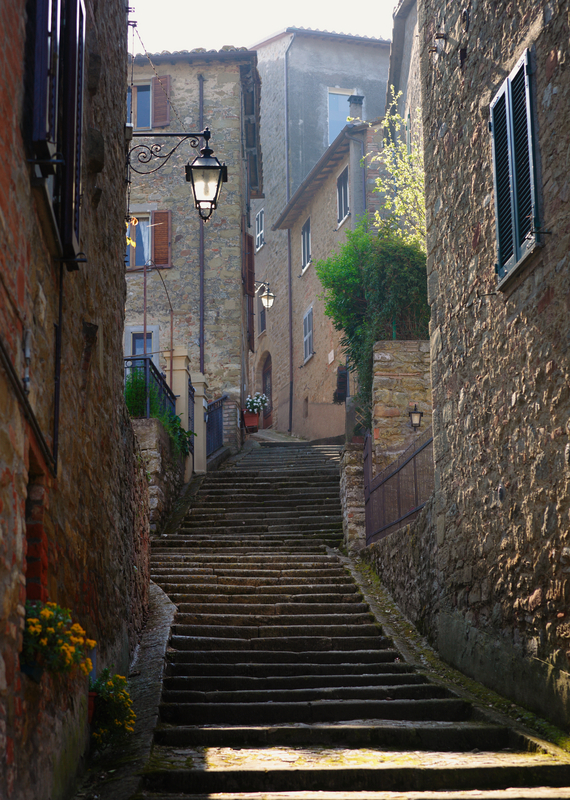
top-left (142, 441), bottom-right (570, 799)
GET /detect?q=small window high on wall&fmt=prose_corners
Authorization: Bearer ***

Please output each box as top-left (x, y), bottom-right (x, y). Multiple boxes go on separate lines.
top-left (328, 89), bottom-right (353, 144)
top-left (127, 76), bottom-right (171, 130)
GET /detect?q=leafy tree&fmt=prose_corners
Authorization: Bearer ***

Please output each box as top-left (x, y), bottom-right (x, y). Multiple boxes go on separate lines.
top-left (315, 220), bottom-right (428, 427)
top-left (372, 88), bottom-right (426, 247)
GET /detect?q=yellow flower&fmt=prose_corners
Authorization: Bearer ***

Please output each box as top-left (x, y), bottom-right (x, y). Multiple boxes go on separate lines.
top-left (107, 680), bottom-right (113, 688)
top-left (46, 602), bottom-right (57, 608)
top-left (85, 639), bottom-right (96, 649)
top-left (57, 621), bottom-right (64, 629)
top-left (39, 608), bottom-right (53, 619)
top-left (70, 623), bottom-right (85, 636)
top-left (27, 618), bottom-right (40, 625)
top-left (40, 638), bottom-right (48, 646)
top-left (46, 627), bottom-right (55, 634)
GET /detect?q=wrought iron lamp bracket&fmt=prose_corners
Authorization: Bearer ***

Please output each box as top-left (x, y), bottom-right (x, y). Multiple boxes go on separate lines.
top-left (127, 128), bottom-right (211, 175)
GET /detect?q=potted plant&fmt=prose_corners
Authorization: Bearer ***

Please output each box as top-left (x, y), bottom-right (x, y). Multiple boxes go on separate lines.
top-left (89, 667), bottom-right (136, 749)
top-left (21, 600), bottom-right (96, 683)
top-left (243, 392), bottom-right (268, 430)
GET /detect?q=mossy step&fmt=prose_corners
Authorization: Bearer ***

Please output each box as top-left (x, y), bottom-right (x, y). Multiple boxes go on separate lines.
top-left (165, 662), bottom-right (416, 678)
top-left (169, 634), bottom-right (394, 652)
top-left (163, 672), bottom-right (428, 692)
top-left (173, 612), bottom-right (376, 627)
top-left (172, 623), bottom-right (383, 639)
top-left (167, 649), bottom-right (402, 665)
top-left (173, 602), bottom-right (371, 615)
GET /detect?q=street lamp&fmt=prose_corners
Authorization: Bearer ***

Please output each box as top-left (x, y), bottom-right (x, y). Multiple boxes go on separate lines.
top-left (128, 127), bottom-right (227, 222)
top-left (185, 131), bottom-right (228, 221)
top-left (409, 404), bottom-right (423, 429)
top-left (255, 281), bottom-right (275, 309)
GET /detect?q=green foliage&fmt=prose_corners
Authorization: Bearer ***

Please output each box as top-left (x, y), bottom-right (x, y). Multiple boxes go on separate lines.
top-left (373, 88), bottom-right (426, 247)
top-left (315, 219), bottom-right (429, 425)
top-left (124, 368), bottom-right (195, 457)
top-left (90, 667), bottom-right (136, 749)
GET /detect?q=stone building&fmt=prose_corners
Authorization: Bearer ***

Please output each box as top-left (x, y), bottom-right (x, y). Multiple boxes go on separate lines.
top-left (272, 116), bottom-right (388, 441)
top-left (124, 48), bottom-right (262, 454)
top-left (0, 0), bottom-right (149, 798)
top-left (249, 29), bottom-right (390, 435)
top-left (367, 0), bottom-right (570, 728)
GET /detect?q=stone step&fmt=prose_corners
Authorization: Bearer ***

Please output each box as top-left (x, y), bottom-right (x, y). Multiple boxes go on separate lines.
top-left (163, 672), bottom-right (428, 691)
top-left (172, 623), bottom-right (383, 639)
top-left (169, 634), bottom-right (393, 652)
top-left (166, 591), bottom-right (363, 605)
top-left (172, 602), bottom-right (371, 615)
top-left (161, 682), bottom-right (452, 706)
top-left (153, 568), bottom-right (349, 580)
top-left (165, 662), bottom-right (416, 678)
top-left (167, 649), bottom-right (402, 665)
top-left (153, 721), bottom-right (511, 751)
top-left (139, 789), bottom-right (570, 800)
top-left (158, 697), bottom-right (472, 726)
top-left (173, 612), bottom-right (376, 626)
top-left (155, 577), bottom-right (356, 591)
top-left (150, 555), bottom-right (341, 566)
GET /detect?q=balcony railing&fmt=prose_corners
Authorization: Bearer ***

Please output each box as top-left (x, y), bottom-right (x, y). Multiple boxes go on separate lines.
top-left (364, 425), bottom-right (434, 546)
top-left (123, 356), bottom-right (176, 419)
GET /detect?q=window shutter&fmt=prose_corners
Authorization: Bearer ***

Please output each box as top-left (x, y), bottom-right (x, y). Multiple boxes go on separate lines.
top-left (511, 54), bottom-right (536, 253)
top-left (245, 234), bottom-right (255, 296)
top-left (32, 0), bottom-right (61, 166)
top-left (60, 0), bottom-right (86, 266)
top-left (152, 75), bottom-right (171, 128)
top-left (151, 210), bottom-right (171, 267)
top-left (248, 296), bottom-right (255, 352)
top-left (491, 85), bottom-right (514, 271)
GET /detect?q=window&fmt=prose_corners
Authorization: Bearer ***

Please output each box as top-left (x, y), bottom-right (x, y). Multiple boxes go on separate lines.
top-left (124, 325), bottom-right (160, 368)
top-left (328, 89), bottom-right (353, 144)
top-left (127, 76), bottom-right (171, 130)
top-left (490, 49), bottom-right (539, 283)
top-left (126, 210), bottom-right (171, 269)
top-left (30, 0), bottom-right (86, 266)
top-left (337, 167), bottom-right (349, 224)
top-left (303, 307), bottom-right (313, 363)
top-left (301, 218), bottom-right (311, 270)
top-left (255, 209), bottom-right (265, 250)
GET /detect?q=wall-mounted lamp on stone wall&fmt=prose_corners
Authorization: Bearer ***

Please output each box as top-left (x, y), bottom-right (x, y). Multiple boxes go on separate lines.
top-left (255, 281), bottom-right (275, 309)
top-left (128, 127), bottom-right (227, 222)
top-left (409, 404), bottom-right (423, 429)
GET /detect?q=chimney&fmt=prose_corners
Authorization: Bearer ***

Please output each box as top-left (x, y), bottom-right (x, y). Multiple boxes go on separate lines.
top-left (348, 95), bottom-right (364, 121)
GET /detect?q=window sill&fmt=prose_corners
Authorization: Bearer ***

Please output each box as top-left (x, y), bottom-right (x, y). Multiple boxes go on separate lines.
top-left (257, 328), bottom-right (267, 338)
top-left (31, 178), bottom-right (63, 258)
top-left (497, 239), bottom-right (542, 293)
top-left (303, 352), bottom-right (314, 366)
top-left (255, 243), bottom-right (265, 253)
top-left (336, 212), bottom-right (350, 230)
top-left (301, 260), bottom-right (312, 275)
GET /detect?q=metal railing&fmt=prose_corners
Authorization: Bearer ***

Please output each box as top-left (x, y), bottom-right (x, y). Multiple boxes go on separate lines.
top-left (206, 394), bottom-right (228, 456)
top-left (364, 425), bottom-right (434, 546)
top-left (123, 356), bottom-right (176, 419)
top-left (188, 378), bottom-right (195, 456)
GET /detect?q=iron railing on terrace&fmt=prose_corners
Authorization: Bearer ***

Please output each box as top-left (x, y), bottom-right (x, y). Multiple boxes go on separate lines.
top-left (123, 356), bottom-right (176, 419)
top-left (364, 425), bottom-right (434, 546)
top-left (206, 394), bottom-right (228, 457)
top-left (188, 378), bottom-right (195, 456)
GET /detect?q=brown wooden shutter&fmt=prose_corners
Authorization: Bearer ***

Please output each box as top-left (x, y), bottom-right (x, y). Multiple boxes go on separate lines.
top-left (151, 210), bottom-right (171, 267)
top-left (152, 76), bottom-right (171, 128)
top-left (248, 296), bottom-right (255, 352)
top-left (245, 234), bottom-right (255, 296)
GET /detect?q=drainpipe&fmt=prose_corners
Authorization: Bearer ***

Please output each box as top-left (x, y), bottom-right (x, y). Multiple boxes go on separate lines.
top-left (284, 33), bottom-right (295, 432)
top-left (198, 74), bottom-right (206, 374)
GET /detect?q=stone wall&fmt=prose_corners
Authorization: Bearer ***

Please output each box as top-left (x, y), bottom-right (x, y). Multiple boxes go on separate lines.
top-left (340, 444), bottom-right (366, 553)
top-left (133, 419), bottom-right (184, 535)
top-left (372, 340), bottom-right (432, 472)
top-left (0, 0), bottom-right (151, 796)
top-left (418, 0), bottom-right (570, 726)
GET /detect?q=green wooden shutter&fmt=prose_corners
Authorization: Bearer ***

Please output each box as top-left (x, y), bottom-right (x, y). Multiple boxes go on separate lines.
top-left (491, 83), bottom-right (515, 274)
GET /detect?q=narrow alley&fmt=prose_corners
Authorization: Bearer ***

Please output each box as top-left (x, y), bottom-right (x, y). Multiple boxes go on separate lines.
top-left (77, 441), bottom-right (570, 799)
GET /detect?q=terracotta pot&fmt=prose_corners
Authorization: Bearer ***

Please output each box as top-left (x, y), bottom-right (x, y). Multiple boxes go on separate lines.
top-left (243, 410), bottom-right (259, 431)
top-left (88, 690), bottom-right (97, 724)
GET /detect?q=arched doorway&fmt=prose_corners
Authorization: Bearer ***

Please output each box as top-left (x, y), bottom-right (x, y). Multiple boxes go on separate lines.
top-left (262, 354), bottom-right (272, 428)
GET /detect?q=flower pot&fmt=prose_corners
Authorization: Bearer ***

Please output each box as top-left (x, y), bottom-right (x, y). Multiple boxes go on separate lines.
top-left (243, 410), bottom-right (259, 431)
top-left (88, 691), bottom-right (97, 724)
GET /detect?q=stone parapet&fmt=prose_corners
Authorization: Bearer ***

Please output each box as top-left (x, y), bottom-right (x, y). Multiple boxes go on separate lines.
top-left (340, 443), bottom-right (366, 553)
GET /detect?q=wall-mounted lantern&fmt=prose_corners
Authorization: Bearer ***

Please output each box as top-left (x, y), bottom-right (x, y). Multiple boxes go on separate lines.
top-left (255, 281), bottom-right (275, 309)
top-left (128, 127), bottom-right (227, 222)
top-left (409, 404), bottom-right (423, 429)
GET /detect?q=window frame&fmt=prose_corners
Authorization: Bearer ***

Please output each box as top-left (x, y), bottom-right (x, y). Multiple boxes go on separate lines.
top-left (124, 324), bottom-right (160, 368)
top-left (328, 88), bottom-right (354, 144)
top-left (303, 307), bottom-right (314, 364)
top-left (301, 217), bottom-right (311, 272)
top-left (128, 75), bottom-right (171, 130)
top-left (490, 48), bottom-right (540, 286)
top-left (337, 166), bottom-right (349, 225)
top-left (255, 208), bottom-right (265, 251)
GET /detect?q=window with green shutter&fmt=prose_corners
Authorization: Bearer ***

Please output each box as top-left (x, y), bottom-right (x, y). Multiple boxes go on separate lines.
top-left (490, 49), bottom-right (539, 284)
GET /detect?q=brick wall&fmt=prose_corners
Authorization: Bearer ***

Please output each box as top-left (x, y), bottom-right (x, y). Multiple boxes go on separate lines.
top-left (0, 0), bottom-right (150, 796)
